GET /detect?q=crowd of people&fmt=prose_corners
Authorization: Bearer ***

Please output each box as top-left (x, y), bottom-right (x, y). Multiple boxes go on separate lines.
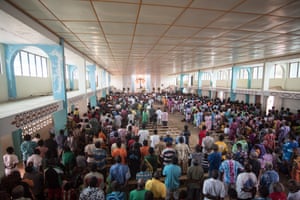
top-left (1, 93), bottom-right (300, 200)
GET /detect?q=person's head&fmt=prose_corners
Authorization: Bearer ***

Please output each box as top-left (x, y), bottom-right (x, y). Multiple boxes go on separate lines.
top-left (35, 133), bottom-right (40, 138)
top-left (95, 141), bottom-right (101, 148)
top-left (265, 162), bottom-right (273, 171)
top-left (116, 138), bottom-right (122, 148)
top-left (287, 179), bottom-right (300, 193)
top-left (34, 148), bottom-right (40, 155)
top-left (153, 171), bottom-right (161, 179)
top-left (184, 125), bottom-right (188, 130)
top-left (179, 136), bottom-right (184, 144)
top-left (115, 155), bottom-right (122, 163)
top-left (272, 182), bottom-right (284, 193)
top-left (166, 140), bottom-right (173, 147)
top-left (202, 125), bottom-right (207, 130)
top-left (195, 144), bottom-right (202, 153)
top-left (137, 178), bottom-right (145, 190)
top-left (219, 134), bottom-right (224, 141)
top-left (211, 170), bottom-right (219, 179)
top-left (24, 134), bottom-right (31, 141)
top-left (149, 147), bottom-right (154, 155)
top-left (59, 129), bottom-right (64, 135)
top-left (37, 139), bottom-right (44, 146)
top-left (236, 143), bottom-right (242, 150)
top-left (172, 156), bottom-right (178, 165)
top-left (244, 163), bottom-right (252, 173)
top-left (89, 176), bottom-right (99, 187)
top-left (6, 146), bottom-right (14, 154)
top-left (154, 129), bottom-right (158, 135)
top-left (143, 140), bottom-right (148, 146)
top-left (212, 144), bottom-right (218, 152)
top-left (25, 164), bottom-right (34, 173)
top-left (226, 152), bottom-right (233, 160)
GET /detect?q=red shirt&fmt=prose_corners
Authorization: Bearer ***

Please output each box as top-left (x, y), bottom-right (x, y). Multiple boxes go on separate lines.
top-left (199, 130), bottom-right (207, 145)
top-left (269, 192), bottom-right (287, 200)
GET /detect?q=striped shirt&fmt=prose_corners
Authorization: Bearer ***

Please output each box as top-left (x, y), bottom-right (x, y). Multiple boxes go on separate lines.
top-left (161, 147), bottom-right (176, 166)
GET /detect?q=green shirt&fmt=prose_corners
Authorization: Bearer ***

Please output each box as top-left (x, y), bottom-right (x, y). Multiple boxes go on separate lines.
top-left (129, 189), bottom-right (148, 200)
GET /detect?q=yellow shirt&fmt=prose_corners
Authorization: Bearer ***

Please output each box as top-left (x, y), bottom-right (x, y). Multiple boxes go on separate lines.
top-left (215, 141), bottom-right (228, 160)
top-left (145, 178), bottom-right (166, 199)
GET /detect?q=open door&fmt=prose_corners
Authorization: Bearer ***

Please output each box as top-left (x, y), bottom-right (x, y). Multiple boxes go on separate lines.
top-left (266, 96), bottom-right (274, 115)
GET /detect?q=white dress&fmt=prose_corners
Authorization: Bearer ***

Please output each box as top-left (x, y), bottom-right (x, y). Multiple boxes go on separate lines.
top-left (3, 153), bottom-right (19, 176)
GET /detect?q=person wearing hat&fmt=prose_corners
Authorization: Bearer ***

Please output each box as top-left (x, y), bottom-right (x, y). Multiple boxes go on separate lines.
top-left (145, 171), bottom-right (167, 199)
top-left (187, 157), bottom-right (204, 200)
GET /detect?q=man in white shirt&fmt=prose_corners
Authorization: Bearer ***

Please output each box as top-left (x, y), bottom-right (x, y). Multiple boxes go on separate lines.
top-left (203, 170), bottom-right (226, 200)
top-left (155, 108), bottom-right (162, 125)
top-left (138, 124), bottom-right (149, 144)
top-left (150, 129), bottom-right (160, 148)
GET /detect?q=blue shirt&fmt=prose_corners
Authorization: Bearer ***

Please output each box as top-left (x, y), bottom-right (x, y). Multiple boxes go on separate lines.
top-left (106, 191), bottom-right (126, 200)
top-left (219, 159), bottom-right (243, 184)
top-left (208, 152), bottom-right (222, 171)
top-left (93, 148), bottom-right (107, 170)
top-left (163, 164), bottom-right (181, 190)
top-left (109, 163), bottom-right (131, 185)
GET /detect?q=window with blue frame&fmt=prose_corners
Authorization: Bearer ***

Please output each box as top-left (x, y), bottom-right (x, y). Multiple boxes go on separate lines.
top-left (14, 50), bottom-right (48, 77)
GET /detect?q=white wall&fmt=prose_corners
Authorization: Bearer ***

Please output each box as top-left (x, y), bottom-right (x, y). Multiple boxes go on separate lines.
top-left (236, 80), bottom-right (248, 88)
top-left (0, 44), bottom-right (8, 102)
top-left (251, 80), bottom-right (262, 89)
top-left (16, 76), bottom-right (52, 98)
top-left (160, 75), bottom-right (175, 89)
top-left (110, 75), bottom-right (123, 90)
top-left (285, 79), bottom-right (300, 91)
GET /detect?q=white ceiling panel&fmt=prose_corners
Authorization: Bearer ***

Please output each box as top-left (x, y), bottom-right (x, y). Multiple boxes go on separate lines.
top-left (41, 0), bottom-right (96, 21)
top-left (194, 28), bottom-right (229, 39)
top-left (138, 5), bottom-right (183, 24)
top-left (208, 13), bottom-right (259, 29)
top-left (9, 0), bottom-right (56, 20)
top-left (64, 21), bottom-right (101, 33)
top-left (135, 24), bottom-right (169, 36)
top-left (175, 9), bottom-right (224, 27)
top-left (190, 0), bottom-right (241, 10)
top-left (101, 22), bottom-right (135, 35)
top-left (233, 0), bottom-right (292, 14)
top-left (40, 20), bottom-right (70, 33)
top-left (93, 2), bottom-right (139, 23)
top-left (165, 26), bottom-right (199, 38)
top-left (270, 0), bottom-right (300, 17)
top-left (238, 15), bottom-right (292, 31)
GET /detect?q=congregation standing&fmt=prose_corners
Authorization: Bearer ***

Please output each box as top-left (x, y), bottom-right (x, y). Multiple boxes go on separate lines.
top-left (1, 93), bottom-right (300, 200)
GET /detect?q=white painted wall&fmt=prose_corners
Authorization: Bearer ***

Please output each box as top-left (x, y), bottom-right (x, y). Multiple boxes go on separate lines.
top-left (15, 76), bottom-right (52, 98)
top-left (160, 75), bottom-right (175, 90)
top-left (285, 79), bottom-right (300, 91)
top-left (251, 80), bottom-right (262, 89)
top-left (0, 44), bottom-right (8, 102)
top-left (111, 75), bottom-right (123, 90)
top-left (236, 80), bottom-right (248, 88)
